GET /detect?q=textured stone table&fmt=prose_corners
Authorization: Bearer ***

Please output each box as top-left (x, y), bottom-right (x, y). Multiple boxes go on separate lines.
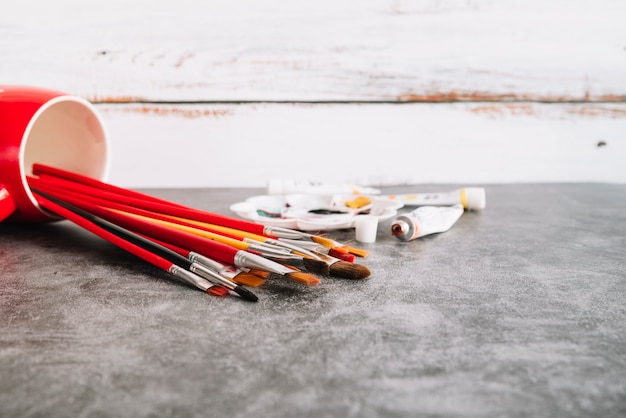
top-left (1, 184), bottom-right (625, 417)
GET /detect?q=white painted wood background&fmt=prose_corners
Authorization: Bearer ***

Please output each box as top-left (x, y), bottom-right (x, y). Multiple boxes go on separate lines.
top-left (2, 0), bottom-right (625, 187)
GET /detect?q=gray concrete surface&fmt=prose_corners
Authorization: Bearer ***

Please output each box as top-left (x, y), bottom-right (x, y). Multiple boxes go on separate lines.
top-left (1, 184), bottom-right (625, 418)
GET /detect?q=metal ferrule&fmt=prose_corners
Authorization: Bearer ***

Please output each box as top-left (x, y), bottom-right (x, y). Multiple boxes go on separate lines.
top-left (188, 251), bottom-right (225, 273)
top-left (189, 263), bottom-right (237, 290)
top-left (263, 226), bottom-right (308, 240)
top-left (266, 238), bottom-right (325, 258)
top-left (245, 242), bottom-right (293, 257)
top-left (188, 252), bottom-right (244, 278)
top-left (233, 251), bottom-right (293, 275)
top-left (260, 247), bottom-right (303, 259)
top-left (169, 265), bottom-right (212, 292)
top-left (262, 253), bottom-right (302, 261)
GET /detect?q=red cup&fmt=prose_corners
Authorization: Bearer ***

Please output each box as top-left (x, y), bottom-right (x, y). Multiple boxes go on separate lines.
top-left (0, 85), bottom-right (109, 222)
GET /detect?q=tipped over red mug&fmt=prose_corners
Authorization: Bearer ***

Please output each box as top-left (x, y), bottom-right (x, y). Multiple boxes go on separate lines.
top-left (0, 85), bottom-right (109, 222)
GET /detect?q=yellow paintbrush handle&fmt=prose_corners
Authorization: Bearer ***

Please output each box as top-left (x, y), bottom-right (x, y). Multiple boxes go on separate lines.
top-left (164, 214), bottom-right (268, 242)
top-left (114, 209), bottom-right (251, 251)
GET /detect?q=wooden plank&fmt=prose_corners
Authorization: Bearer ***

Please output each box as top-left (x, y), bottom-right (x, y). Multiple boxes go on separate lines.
top-left (2, 0), bottom-right (625, 102)
top-left (98, 102), bottom-right (626, 187)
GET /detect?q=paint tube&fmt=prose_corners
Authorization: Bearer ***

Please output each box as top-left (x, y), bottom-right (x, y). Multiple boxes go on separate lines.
top-left (267, 179), bottom-right (380, 195)
top-left (383, 187), bottom-right (486, 211)
top-left (391, 204), bottom-right (464, 241)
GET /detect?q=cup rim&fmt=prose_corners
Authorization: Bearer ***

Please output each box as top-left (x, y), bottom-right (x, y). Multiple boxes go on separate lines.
top-left (19, 94), bottom-right (110, 216)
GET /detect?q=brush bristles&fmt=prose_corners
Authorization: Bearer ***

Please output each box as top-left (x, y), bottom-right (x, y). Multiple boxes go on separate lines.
top-left (310, 235), bottom-right (369, 258)
top-left (341, 246), bottom-right (369, 258)
top-left (302, 258), bottom-right (370, 279)
top-left (233, 273), bottom-right (266, 287)
top-left (207, 286), bottom-right (230, 297)
top-left (248, 269), bottom-right (271, 279)
top-left (329, 261), bottom-right (371, 280)
top-left (233, 286), bottom-right (259, 302)
top-left (301, 258), bottom-right (331, 276)
top-left (286, 272), bottom-right (321, 286)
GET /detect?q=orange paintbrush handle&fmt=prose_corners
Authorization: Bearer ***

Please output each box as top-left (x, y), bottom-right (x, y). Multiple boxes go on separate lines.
top-left (164, 214), bottom-right (268, 242)
top-left (114, 210), bottom-right (252, 252)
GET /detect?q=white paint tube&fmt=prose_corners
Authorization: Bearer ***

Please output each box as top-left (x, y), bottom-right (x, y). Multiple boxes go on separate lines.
top-left (383, 187), bottom-right (486, 211)
top-left (391, 204), bottom-right (464, 241)
top-left (267, 179), bottom-right (380, 195)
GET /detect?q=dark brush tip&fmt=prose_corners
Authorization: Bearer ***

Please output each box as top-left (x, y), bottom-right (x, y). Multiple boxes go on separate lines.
top-left (233, 286), bottom-right (259, 302)
top-left (302, 258), bottom-right (331, 276)
top-left (329, 261), bottom-right (371, 280)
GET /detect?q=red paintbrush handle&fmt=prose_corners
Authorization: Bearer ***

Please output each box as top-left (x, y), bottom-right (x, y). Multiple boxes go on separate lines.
top-left (32, 185), bottom-right (243, 265)
top-left (34, 193), bottom-right (173, 272)
top-left (33, 190), bottom-right (231, 297)
top-left (33, 163), bottom-right (183, 207)
top-left (29, 177), bottom-right (249, 243)
top-left (33, 170), bottom-right (268, 236)
top-left (140, 234), bottom-right (190, 258)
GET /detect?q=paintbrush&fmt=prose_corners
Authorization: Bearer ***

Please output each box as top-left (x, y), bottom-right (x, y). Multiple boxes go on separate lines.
top-left (30, 184), bottom-right (321, 287)
top-left (30, 177), bottom-right (366, 279)
top-left (32, 164), bottom-right (369, 257)
top-left (31, 188), bottom-right (259, 302)
top-left (31, 190), bottom-right (231, 299)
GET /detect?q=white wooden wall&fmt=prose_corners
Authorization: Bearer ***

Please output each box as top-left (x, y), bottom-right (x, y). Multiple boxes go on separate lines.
top-left (3, 0), bottom-right (626, 187)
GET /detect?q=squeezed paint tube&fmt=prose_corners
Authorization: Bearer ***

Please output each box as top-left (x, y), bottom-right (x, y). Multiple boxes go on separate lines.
top-left (391, 204), bottom-right (464, 241)
top-left (267, 179), bottom-right (380, 195)
top-left (383, 187), bottom-right (486, 211)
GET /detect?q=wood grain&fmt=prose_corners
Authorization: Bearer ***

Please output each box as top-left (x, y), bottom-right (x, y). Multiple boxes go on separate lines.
top-left (2, 0), bottom-right (625, 102)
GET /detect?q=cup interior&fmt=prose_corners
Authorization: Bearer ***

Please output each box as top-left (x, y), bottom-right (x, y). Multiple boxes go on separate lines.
top-left (21, 96), bottom-right (109, 211)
